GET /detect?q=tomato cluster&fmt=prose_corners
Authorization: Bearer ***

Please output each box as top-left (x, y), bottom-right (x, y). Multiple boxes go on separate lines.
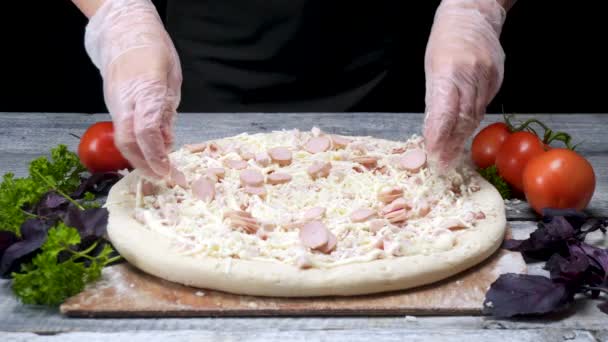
top-left (471, 117), bottom-right (595, 214)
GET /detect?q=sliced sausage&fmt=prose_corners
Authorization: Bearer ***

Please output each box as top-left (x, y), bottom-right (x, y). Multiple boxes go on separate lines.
top-left (141, 180), bottom-right (157, 196)
top-left (224, 210), bottom-right (260, 233)
top-left (350, 208), bottom-right (376, 223)
top-left (442, 218), bottom-right (465, 231)
top-left (304, 136), bottom-right (331, 154)
top-left (244, 185), bottom-right (267, 198)
top-left (256, 228), bottom-right (268, 240)
top-left (185, 143), bottom-right (207, 153)
top-left (255, 151), bottom-right (271, 167)
top-left (225, 159), bottom-right (248, 170)
top-left (391, 146), bottom-right (406, 154)
top-left (374, 165), bottom-right (389, 175)
top-left (415, 199), bottom-right (431, 217)
top-left (303, 206), bottom-right (326, 221)
top-left (209, 142), bottom-right (220, 152)
top-left (330, 135), bottom-right (351, 149)
top-left (268, 147), bottom-right (292, 166)
top-left (377, 187), bottom-right (404, 204)
top-left (318, 232), bottom-right (337, 254)
top-left (240, 169), bottom-right (264, 187)
top-left (470, 183), bottom-right (481, 192)
top-left (380, 197), bottom-right (409, 215)
top-left (240, 151), bottom-right (255, 161)
top-left (398, 148), bottom-right (427, 172)
top-left (369, 219), bottom-right (387, 233)
top-left (267, 172), bottom-right (292, 185)
top-left (352, 165), bottom-right (365, 173)
top-left (206, 167), bottom-right (226, 181)
top-left (299, 221), bottom-right (329, 249)
top-left (351, 156), bottom-right (379, 169)
top-left (204, 142), bottom-right (222, 157)
top-left (384, 208), bottom-right (408, 224)
top-left (296, 255), bottom-right (313, 269)
top-left (192, 177), bottom-right (215, 202)
top-left (167, 165), bottom-right (188, 188)
top-left (307, 161), bottom-right (332, 179)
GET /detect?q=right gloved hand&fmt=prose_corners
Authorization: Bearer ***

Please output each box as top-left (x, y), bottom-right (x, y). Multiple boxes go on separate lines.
top-left (84, 0), bottom-right (182, 178)
top-left (422, 0), bottom-right (506, 169)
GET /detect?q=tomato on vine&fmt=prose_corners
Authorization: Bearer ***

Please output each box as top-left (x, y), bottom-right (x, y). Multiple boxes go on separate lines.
top-left (495, 131), bottom-right (546, 193)
top-left (471, 122), bottom-right (511, 169)
top-left (522, 149), bottom-right (595, 214)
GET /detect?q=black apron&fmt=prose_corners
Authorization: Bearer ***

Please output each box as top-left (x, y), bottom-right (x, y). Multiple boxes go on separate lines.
top-left (165, 1), bottom-right (421, 112)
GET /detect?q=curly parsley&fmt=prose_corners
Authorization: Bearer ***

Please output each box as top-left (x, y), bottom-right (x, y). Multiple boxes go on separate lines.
top-left (0, 145), bottom-right (85, 235)
top-left (477, 165), bottom-right (512, 199)
top-left (11, 224), bottom-right (119, 306)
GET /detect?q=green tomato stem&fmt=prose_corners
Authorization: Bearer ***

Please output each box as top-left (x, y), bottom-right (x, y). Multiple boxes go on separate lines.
top-left (502, 115), bottom-right (576, 150)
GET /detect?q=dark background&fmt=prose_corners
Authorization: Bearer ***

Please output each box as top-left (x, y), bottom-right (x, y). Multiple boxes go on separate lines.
top-left (1, 1), bottom-right (605, 113)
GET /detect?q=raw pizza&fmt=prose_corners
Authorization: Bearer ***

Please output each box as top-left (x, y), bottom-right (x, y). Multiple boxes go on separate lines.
top-left (106, 127), bottom-right (506, 297)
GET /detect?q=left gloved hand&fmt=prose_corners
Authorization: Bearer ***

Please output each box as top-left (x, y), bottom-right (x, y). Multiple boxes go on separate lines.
top-left (423, 0), bottom-right (507, 168)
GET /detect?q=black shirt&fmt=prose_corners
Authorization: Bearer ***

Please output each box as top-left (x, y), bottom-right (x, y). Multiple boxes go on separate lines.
top-left (165, 1), bottom-right (432, 112)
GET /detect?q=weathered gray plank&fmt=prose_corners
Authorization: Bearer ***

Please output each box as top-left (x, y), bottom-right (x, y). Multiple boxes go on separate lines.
top-left (0, 113), bottom-right (606, 218)
top-left (0, 221), bottom-right (606, 334)
top-left (0, 113), bottom-right (606, 155)
top-left (0, 113), bottom-right (607, 335)
top-left (0, 329), bottom-right (600, 342)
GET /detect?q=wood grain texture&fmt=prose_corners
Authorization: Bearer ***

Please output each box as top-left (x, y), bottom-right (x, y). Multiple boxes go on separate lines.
top-left (0, 329), bottom-right (599, 342)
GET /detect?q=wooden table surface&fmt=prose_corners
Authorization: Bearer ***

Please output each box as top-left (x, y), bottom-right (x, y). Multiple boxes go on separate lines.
top-left (0, 113), bottom-right (606, 342)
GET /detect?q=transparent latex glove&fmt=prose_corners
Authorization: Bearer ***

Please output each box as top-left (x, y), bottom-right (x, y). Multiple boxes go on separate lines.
top-left (84, 0), bottom-right (182, 178)
top-left (423, 0), bottom-right (506, 168)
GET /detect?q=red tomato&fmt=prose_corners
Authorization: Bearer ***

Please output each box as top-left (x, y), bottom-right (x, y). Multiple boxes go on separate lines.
top-left (78, 121), bottom-right (131, 173)
top-left (471, 122), bottom-right (511, 168)
top-left (523, 149), bottom-right (595, 214)
top-left (495, 131), bottom-right (545, 192)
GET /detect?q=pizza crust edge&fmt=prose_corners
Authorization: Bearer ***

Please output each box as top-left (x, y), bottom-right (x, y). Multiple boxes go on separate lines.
top-left (106, 166), bottom-right (506, 297)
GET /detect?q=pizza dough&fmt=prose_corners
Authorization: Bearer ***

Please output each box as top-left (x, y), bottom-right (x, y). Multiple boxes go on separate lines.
top-left (105, 129), bottom-right (506, 297)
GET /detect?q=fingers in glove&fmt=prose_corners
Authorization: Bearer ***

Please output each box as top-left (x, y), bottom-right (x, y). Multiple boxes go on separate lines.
top-left (133, 80), bottom-right (172, 177)
top-left (424, 77), bottom-right (460, 161)
top-left (113, 112), bottom-right (157, 177)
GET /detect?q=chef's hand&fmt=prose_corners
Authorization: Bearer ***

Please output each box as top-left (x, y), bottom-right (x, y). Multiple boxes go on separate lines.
top-left (84, 0), bottom-right (182, 178)
top-left (423, 0), bottom-right (508, 168)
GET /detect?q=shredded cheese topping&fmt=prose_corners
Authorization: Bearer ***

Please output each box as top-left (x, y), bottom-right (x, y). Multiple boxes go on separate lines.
top-left (124, 128), bottom-right (486, 269)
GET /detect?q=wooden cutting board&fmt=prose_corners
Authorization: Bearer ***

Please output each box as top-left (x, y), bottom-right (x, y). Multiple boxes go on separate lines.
top-left (60, 230), bottom-right (526, 318)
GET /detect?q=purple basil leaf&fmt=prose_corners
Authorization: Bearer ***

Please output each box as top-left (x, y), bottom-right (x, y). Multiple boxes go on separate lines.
top-left (545, 246), bottom-right (589, 284)
top-left (32, 191), bottom-right (69, 218)
top-left (72, 172), bottom-right (122, 198)
top-left (598, 301), bottom-right (608, 315)
top-left (0, 231), bottom-right (19, 260)
top-left (63, 205), bottom-right (109, 243)
top-left (483, 273), bottom-right (574, 318)
top-left (541, 208), bottom-right (588, 230)
top-left (503, 216), bottom-right (575, 260)
top-left (0, 218), bottom-right (55, 277)
top-left (578, 243), bottom-right (608, 281)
